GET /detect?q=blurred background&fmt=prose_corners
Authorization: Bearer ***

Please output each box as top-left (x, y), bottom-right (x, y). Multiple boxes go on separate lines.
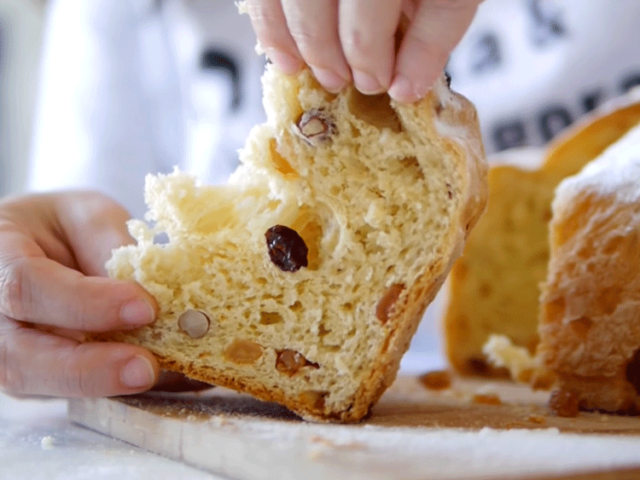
top-left (0, 0), bottom-right (44, 196)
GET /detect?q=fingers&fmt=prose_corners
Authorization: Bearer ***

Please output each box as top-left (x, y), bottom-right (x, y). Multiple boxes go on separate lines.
top-left (338, 0), bottom-right (403, 94)
top-left (389, 0), bottom-right (482, 102)
top-left (280, 0), bottom-right (350, 92)
top-left (0, 192), bottom-right (156, 332)
top-left (246, 0), bottom-right (479, 102)
top-left (0, 255), bottom-right (156, 331)
top-left (244, 0), bottom-right (304, 75)
top-left (0, 322), bottom-right (159, 397)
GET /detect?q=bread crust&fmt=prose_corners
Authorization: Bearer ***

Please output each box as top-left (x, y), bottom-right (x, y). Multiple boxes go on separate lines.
top-left (444, 92), bottom-right (640, 380)
top-left (539, 192), bottom-right (640, 414)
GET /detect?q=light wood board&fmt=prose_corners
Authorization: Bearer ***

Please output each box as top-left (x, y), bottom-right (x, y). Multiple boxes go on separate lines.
top-left (68, 376), bottom-right (640, 480)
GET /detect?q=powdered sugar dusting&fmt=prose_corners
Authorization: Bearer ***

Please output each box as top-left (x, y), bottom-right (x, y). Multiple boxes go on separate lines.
top-left (553, 122), bottom-right (640, 211)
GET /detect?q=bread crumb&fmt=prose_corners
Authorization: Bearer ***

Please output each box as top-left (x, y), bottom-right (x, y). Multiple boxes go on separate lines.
top-left (41, 436), bottom-right (55, 450)
top-left (483, 335), bottom-right (555, 389)
top-left (418, 370), bottom-right (452, 391)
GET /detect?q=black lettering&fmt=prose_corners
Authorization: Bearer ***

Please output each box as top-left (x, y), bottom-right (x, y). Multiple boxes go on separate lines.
top-left (621, 72), bottom-right (640, 93)
top-left (528, 0), bottom-right (566, 46)
top-left (581, 90), bottom-right (604, 113)
top-left (201, 49), bottom-right (242, 110)
top-left (539, 106), bottom-right (573, 142)
top-left (471, 33), bottom-right (502, 74)
top-left (493, 121), bottom-right (527, 152)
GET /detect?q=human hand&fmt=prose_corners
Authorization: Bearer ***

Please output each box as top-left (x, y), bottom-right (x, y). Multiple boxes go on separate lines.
top-left (244, 0), bottom-right (483, 102)
top-left (0, 192), bottom-right (161, 398)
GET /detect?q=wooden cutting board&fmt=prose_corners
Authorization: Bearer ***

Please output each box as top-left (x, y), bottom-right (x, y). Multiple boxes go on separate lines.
top-left (68, 376), bottom-right (640, 480)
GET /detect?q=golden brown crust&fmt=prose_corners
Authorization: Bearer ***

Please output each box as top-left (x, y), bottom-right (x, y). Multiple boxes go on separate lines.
top-left (539, 191), bottom-right (640, 414)
top-left (543, 101), bottom-right (640, 179)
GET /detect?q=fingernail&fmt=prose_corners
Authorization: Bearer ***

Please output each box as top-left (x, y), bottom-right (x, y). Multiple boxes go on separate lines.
top-left (389, 74), bottom-right (418, 103)
top-left (352, 70), bottom-right (384, 95)
top-left (313, 68), bottom-right (348, 93)
top-left (120, 356), bottom-right (155, 388)
top-left (266, 48), bottom-right (303, 76)
top-left (120, 299), bottom-right (155, 326)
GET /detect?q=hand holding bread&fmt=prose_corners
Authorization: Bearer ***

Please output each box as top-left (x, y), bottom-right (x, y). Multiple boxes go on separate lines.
top-left (242, 0), bottom-right (484, 102)
top-left (0, 193), bottom-right (160, 397)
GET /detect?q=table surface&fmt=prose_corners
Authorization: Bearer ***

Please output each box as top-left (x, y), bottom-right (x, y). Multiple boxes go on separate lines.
top-left (4, 352), bottom-right (640, 480)
top-left (0, 352), bottom-right (441, 480)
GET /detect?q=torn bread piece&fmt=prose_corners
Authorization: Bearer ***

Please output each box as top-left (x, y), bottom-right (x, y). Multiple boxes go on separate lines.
top-left (97, 65), bottom-right (487, 422)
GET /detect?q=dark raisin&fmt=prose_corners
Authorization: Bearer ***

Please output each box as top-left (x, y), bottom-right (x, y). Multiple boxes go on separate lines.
top-left (265, 225), bottom-right (309, 272)
top-left (625, 348), bottom-right (640, 395)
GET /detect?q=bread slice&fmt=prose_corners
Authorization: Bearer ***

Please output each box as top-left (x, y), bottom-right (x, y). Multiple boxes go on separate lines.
top-left (98, 66), bottom-right (487, 422)
top-left (539, 122), bottom-right (640, 413)
top-left (444, 96), bottom-right (640, 377)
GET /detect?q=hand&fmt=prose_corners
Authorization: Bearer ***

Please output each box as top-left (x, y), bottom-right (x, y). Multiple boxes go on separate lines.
top-left (0, 192), bottom-right (160, 398)
top-left (245, 0), bottom-right (483, 102)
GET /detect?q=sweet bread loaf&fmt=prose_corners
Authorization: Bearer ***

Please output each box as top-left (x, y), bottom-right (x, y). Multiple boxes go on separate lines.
top-left (443, 149), bottom-right (548, 376)
top-left (98, 65), bottom-right (488, 422)
top-left (444, 96), bottom-right (640, 377)
top-left (538, 122), bottom-right (640, 413)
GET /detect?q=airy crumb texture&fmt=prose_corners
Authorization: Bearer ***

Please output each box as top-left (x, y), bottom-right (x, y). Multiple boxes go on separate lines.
top-left (444, 97), bottom-right (640, 378)
top-left (539, 122), bottom-right (640, 414)
top-left (97, 66), bottom-right (487, 422)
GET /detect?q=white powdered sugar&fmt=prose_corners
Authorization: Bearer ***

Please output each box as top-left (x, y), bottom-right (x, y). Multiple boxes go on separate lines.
top-left (553, 121), bottom-right (640, 211)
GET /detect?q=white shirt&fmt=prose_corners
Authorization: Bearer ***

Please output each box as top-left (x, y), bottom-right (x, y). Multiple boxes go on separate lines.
top-left (29, 0), bottom-right (265, 219)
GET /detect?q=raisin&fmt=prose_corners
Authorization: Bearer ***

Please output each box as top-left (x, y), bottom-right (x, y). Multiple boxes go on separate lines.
top-left (276, 349), bottom-right (319, 376)
top-left (548, 389), bottom-right (579, 417)
top-left (265, 225), bottom-right (309, 272)
top-left (224, 339), bottom-right (263, 364)
top-left (376, 283), bottom-right (404, 323)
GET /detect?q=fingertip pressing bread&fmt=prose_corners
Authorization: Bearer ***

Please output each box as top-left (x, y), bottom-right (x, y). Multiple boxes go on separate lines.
top-left (538, 122), bottom-right (640, 413)
top-left (444, 93), bottom-right (640, 378)
top-left (98, 66), bottom-right (487, 422)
